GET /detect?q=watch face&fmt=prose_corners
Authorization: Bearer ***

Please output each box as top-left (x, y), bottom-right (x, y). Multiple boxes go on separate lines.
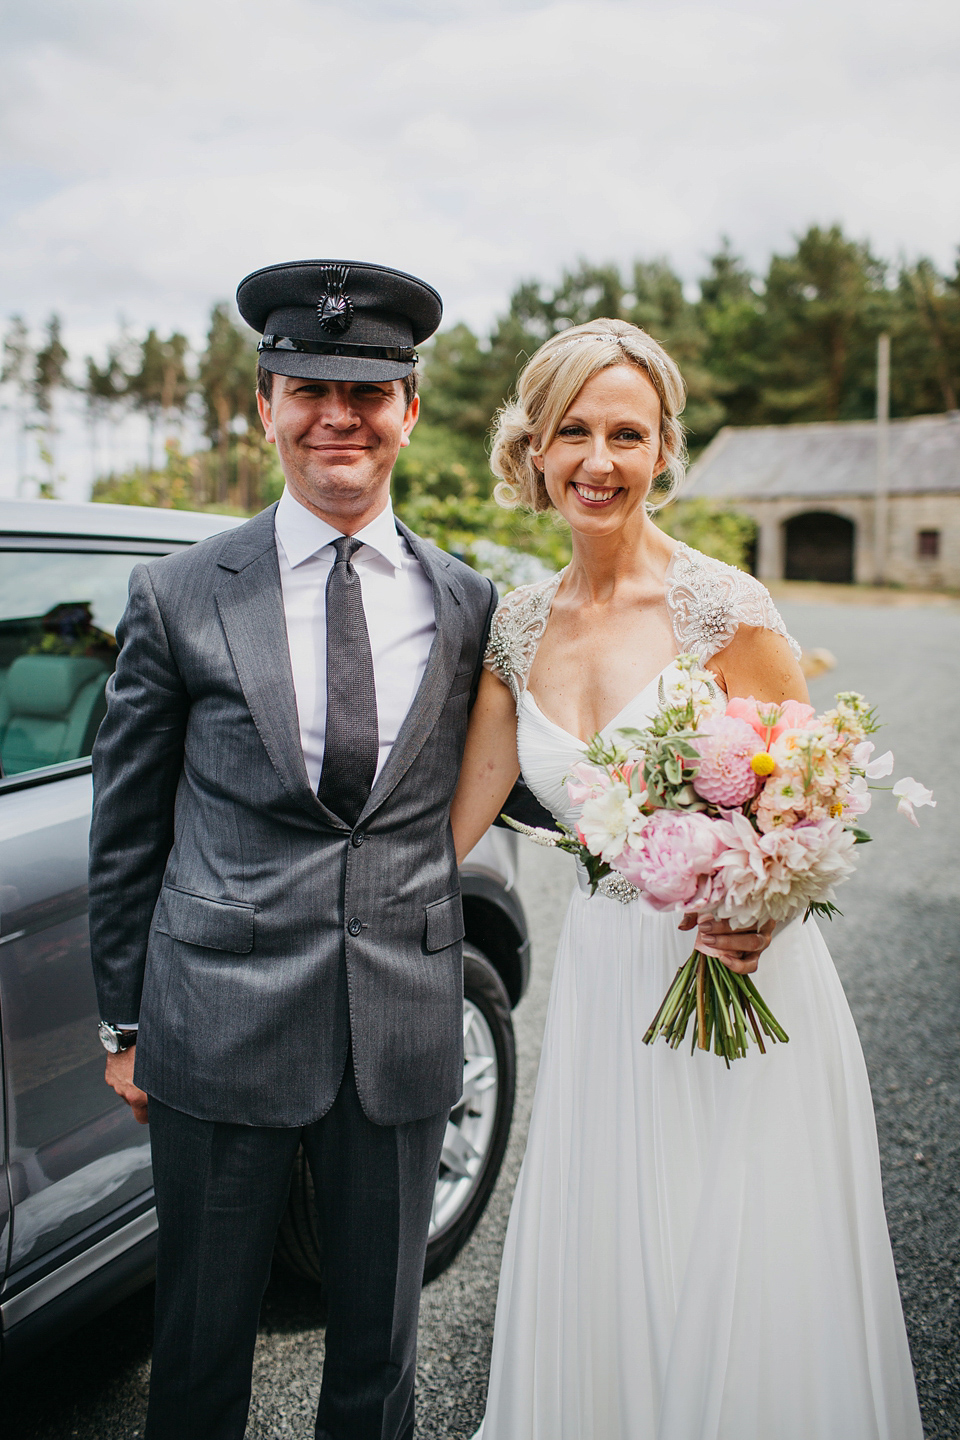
top-left (98, 1022), bottom-right (121, 1054)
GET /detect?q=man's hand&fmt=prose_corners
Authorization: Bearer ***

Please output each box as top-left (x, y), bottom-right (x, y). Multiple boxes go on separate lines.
top-left (105, 1047), bottom-right (149, 1125)
top-left (678, 913), bottom-right (776, 974)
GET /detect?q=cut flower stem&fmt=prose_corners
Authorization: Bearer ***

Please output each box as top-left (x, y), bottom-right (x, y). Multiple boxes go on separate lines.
top-left (643, 947), bottom-right (790, 1063)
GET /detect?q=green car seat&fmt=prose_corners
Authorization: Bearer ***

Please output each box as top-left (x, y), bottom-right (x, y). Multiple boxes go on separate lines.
top-left (0, 655), bottom-right (109, 775)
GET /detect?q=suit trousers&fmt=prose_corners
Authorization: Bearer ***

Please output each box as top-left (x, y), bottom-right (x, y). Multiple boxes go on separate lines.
top-left (144, 1057), bottom-right (448, 1440)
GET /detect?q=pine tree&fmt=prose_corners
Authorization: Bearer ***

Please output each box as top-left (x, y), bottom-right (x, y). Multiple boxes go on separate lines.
top-left (33, 315), bottom-right (70, 497)
top-left (1, 315), bottom-right (33, 493)
top-left (128, 329), bottom-right (191, 469)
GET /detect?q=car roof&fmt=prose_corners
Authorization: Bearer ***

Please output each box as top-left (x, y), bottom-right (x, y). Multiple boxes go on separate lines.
top-left (0, 498), bottom-right (249, 545)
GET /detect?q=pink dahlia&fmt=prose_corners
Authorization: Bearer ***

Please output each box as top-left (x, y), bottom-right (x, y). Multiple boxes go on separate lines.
top-left (691, 715), bottom-right (765, 808)
top-left (615, 809), bottom-right (725, 911)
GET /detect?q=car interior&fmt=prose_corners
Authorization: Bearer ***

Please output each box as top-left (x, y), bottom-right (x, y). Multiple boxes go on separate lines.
top-left (0, 602), bottom-right (118, 778)
top-left (0, 653), bottom-right (110, 775)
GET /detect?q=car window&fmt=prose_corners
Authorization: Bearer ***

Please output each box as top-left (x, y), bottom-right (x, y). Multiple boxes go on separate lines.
top-left (0, 550), bottom-right (153, 778)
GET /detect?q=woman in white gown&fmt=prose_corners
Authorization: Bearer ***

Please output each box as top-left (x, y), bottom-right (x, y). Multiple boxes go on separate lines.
top-left (450, 319), bottom-right (923, 1440)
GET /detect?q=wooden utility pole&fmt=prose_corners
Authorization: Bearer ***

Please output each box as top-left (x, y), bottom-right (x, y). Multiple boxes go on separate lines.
top-left (874, 333), bottom-right (890, 584)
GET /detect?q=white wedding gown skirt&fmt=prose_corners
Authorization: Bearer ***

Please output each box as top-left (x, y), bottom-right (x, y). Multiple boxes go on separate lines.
top-left (476, 673), bottom-right (922, 1440)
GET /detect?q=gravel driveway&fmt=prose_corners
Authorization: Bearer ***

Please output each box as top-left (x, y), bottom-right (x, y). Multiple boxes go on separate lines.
top-left (1, 598), bottom-right (956, 1440)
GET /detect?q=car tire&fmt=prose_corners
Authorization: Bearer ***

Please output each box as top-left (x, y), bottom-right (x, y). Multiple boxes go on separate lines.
top-left (424, 943), bottom-right (516, 1281)
top-left (273, 943), bottom-right (516, 1291)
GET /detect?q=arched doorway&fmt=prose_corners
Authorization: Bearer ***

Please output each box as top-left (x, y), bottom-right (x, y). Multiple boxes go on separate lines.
top-left (783, 512), bottom-right (855, 584)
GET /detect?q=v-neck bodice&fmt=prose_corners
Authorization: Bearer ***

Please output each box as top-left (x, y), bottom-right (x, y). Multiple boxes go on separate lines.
top-left (517, 661), bottom-right (681, 830)
top-left (484, 542), bottom-right (800, 832)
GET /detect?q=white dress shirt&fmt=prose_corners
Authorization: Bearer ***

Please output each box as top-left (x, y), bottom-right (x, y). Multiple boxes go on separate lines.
top-left (273, 486), bottom-right (437, 792)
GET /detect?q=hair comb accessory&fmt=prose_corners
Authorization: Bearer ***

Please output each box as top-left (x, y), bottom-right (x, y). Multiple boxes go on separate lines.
top-left (553, 332), bottom-right (627, 354)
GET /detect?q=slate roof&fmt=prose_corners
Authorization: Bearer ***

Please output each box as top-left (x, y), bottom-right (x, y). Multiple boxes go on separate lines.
top-left (685, 412), bottom-right (960, 500)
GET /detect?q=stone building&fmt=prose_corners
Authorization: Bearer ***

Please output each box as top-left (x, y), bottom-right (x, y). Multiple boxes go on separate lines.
top-left (683, 411), bottom-right (960, 589)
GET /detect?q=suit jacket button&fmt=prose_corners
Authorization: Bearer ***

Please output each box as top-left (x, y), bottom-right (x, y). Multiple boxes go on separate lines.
top-left (347, 917), bottom-right (363, 936)
top-left (352, 830), bottom-right (365, 847)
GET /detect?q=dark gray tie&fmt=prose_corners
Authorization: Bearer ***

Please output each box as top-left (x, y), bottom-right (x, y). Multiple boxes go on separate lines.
top-left (316, 535), bottom-right (378, 825)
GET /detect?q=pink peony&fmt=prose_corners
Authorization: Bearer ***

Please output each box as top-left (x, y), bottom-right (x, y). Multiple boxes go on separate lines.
top-left (725, 696), bottom-right (816, 745)
top-left (690, 715), bottom-right (765, 808)
top-left (614, 809), bottom-right (725, 911)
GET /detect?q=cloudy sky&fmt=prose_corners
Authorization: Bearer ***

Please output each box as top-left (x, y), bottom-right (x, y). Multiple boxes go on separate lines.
top-left (2, 0), bottom-right (958, 364)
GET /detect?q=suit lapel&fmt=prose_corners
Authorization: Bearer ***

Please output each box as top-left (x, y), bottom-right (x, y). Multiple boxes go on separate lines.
top-left (360, 522), bottom-right (464, 821)
top-left (214, 505), bottom-right (347, 830)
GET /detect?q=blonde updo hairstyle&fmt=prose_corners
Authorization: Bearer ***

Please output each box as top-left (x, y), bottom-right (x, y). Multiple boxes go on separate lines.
top-left (490, 317), bottom-right (687, 513)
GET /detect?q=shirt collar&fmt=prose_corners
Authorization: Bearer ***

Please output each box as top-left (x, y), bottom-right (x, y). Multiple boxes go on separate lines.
top-left (275, 487), bottom-right (403, 572)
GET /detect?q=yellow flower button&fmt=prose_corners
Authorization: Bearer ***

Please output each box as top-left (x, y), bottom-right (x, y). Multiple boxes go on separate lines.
top-left (751, 751), bottom-right (776, 777)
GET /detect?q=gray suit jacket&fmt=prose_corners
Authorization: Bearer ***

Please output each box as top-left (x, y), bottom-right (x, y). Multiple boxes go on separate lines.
top-left (88, 503), bottom-right (497, 1127)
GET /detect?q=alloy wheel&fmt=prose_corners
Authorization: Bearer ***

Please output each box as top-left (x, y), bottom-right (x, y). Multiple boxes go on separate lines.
top-left (430, 998), bottom-right (499, 1238)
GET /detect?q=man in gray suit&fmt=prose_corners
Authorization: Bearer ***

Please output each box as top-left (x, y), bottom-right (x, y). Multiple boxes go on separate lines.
top-left (89, 260), bottom-right (497, 1440)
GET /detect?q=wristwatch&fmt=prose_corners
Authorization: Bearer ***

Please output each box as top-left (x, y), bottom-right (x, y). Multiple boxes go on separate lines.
top-left (98, 1022), bottom-right (138, 1054)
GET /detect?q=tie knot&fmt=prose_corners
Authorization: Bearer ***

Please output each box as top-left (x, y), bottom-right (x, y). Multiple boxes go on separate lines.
top-left (332, 535), bottom-right (363, 566)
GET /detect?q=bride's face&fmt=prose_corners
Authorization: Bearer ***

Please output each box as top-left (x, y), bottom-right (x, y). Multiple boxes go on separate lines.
top-left (535, 364), bottom-right (665, 535)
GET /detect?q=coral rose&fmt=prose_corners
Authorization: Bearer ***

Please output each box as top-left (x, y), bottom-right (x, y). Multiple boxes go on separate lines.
top-left (725, 696), bottom-right (816, 745)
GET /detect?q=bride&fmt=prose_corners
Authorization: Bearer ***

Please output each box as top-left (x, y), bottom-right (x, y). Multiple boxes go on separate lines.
top-left (451, 319), bottom-right (923, 1439)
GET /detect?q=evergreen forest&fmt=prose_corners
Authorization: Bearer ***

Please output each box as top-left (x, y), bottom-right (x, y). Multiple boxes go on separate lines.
top-left (4, 226), bottom-right (959, 574)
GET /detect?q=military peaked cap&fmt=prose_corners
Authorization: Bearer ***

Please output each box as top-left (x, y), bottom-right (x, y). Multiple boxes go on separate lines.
top-left (237, 258), bottom-right (443, 383)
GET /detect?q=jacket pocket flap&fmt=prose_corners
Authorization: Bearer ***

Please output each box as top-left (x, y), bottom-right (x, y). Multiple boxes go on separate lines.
top-left (156, 886), bottom-right (255, 954)
top-left (447, 666), bottom-right (475, 698)
top-left (424, 893), bottom-right (465, 953)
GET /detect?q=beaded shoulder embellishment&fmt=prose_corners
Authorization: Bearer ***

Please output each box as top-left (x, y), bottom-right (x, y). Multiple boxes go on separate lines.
top-left (483, 570), bottom-right (565, 705)
top-left (665, 544), bottom-right (801, 666)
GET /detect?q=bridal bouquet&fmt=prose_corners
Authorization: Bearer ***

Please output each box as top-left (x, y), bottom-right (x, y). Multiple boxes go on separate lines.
top-left (505, 656), bottom-right (934, 1064)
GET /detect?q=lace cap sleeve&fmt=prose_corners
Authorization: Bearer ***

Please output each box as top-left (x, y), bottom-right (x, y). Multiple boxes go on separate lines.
top-left (483, 571), bottom-right (564, 706)
top-left (665, 543), bottom-right (801, 666)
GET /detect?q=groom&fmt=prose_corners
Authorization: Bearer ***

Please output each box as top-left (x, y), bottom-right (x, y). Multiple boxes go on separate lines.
top-left (88, 259), bottom-right (497, 1439)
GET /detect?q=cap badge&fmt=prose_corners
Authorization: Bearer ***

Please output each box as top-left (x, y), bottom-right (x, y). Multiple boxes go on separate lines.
top-left (316, 264), bottom-right (354, 336)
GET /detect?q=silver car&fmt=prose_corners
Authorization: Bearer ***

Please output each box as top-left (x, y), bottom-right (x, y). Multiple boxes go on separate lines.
top-left (0, 498), bottom-right (529, 1370)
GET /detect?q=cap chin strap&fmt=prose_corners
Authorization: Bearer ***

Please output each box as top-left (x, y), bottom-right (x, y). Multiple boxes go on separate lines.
top-left (259, 335), bottom-right (417, 362)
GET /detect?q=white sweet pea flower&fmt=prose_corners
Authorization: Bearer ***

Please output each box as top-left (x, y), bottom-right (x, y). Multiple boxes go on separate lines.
top-left (842, 774), bottom-right (872, 819)
top-left (852, 741), bottom-right (874, 767)
top-left (864, 749), bottom-right (894, 779)
top-left (892, 777), bottom-right (936, 827)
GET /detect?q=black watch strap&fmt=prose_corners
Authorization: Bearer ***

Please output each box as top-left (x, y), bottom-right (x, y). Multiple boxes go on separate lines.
top-left (98, 1022), bottom-right (138, 1053)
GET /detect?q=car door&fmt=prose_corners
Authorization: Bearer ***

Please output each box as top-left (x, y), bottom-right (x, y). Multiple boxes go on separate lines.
top-left (0, 539), bottom-right (178, 1294)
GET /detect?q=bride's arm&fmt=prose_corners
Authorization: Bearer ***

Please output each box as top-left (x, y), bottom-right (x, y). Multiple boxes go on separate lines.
top-left (707, 624), bottom-right (810, 706)
top-left (451, 669), bottom-right (521, 864)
